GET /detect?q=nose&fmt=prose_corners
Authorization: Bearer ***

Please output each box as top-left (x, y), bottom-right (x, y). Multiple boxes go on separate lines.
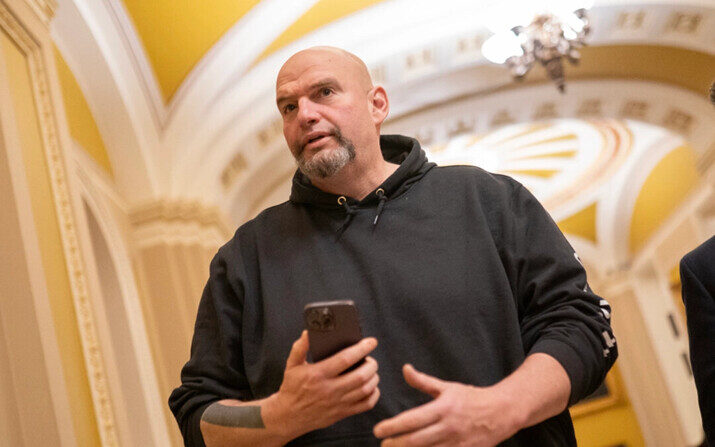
top-left (296, 98), bottom-right (320, 127)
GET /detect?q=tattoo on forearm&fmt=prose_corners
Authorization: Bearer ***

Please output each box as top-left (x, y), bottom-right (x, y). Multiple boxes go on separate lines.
top-left (201, 402), bottom-right (266, 429)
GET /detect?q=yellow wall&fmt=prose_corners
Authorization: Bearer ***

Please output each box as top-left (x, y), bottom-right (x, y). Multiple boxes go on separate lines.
top-left (1, 30), bottom-right (101, 447)
top-left (53, 46), bottom-right (113, 178)
top-left (572, 366), bottom-right (645, 447)
top-left (630, 145), bottom-right (699, 253)
top-left (574, 405), bottom-right (644, 446)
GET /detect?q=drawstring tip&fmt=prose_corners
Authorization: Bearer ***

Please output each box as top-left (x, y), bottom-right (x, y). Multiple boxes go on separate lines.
top-left (373, 215), bottom-right (379, 226)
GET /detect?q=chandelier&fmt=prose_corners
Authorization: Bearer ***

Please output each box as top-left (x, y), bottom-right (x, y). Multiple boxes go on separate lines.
top-left (481, 0), bottom-right (593, 92)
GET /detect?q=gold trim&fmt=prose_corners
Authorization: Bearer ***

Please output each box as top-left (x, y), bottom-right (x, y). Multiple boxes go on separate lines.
top-left (0, 4), bottom-right (119, 446)
top-left (489, 122), bottom-right (554, 147)
top-left (513, 133), bottom-right (577, 150)
top-left (509, 150), bottom-right (577, 160)
top-left (502, 168), bottom-right (559, 179)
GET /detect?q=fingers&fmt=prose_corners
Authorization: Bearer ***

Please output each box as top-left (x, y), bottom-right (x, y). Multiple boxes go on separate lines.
top-left (340, 369), bottom-right (380, 403)
top-left (380, 422), bottom-right (446, 447)
top-left (285, 330), bottom-right (309, 368)
top-left (334, 356), bottom-right (378, 391)
top-left (350, 386), bottom-right (380, 414)
top-left (403, 364), bottom-right (446, 398)
top-left (319, 337), bottom-right (378, 377)
top-left (373, 401), bottom-right (441, 439)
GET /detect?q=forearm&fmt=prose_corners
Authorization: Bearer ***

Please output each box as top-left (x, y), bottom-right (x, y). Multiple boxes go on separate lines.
top-left (495, 353), bottom-right (571, 430)
top-left (199, 395), bottom-right (297, 447)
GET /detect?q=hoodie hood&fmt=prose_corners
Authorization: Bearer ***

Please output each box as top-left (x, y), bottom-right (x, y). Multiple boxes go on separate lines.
top-left (289, 134), bottom-right (435, 209)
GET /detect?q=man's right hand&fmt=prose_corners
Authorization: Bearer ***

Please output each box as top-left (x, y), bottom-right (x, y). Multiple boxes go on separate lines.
top-left (265, 330), bottom-right (381, 439)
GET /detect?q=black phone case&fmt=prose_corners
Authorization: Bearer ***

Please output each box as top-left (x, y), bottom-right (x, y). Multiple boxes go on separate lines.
top-left (303, 300), bottom-right (364, 372)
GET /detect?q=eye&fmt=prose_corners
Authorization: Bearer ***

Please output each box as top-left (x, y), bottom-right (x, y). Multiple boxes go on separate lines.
top-left (282, 104), bottom-right (296, 114)
top-left (321, 87), bottom-right (333, 96)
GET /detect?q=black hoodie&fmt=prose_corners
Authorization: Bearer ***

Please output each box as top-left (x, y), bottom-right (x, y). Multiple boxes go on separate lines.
top-left (169, 135), bottom-right (617, 446)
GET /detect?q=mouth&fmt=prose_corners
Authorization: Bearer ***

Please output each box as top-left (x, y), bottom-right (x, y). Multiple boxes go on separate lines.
top-left (303, 132), bottom-right (333, 149)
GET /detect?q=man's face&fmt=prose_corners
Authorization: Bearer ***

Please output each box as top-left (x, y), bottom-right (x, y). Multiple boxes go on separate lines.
top-left (276, 49), bottom-right (375, 178)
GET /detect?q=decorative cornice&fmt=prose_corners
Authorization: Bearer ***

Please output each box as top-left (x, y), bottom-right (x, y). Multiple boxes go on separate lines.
top-left (27, 0), bottom-right (56, 25)
top-left (0, 3), bottom-right (118, 446)
top-left (129, 199), bottom-right (233, 240)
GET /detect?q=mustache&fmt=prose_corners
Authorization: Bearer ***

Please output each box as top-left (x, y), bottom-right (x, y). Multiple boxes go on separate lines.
top-left (297, 128), bottom-right (340, 156)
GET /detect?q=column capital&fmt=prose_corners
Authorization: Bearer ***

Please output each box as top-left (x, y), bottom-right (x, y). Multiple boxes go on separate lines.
top-left (129, 198), bottom-right (233, 248)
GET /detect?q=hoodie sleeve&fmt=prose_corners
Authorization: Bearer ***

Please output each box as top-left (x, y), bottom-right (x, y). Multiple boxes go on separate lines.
top-left (506, 182), bottom-right (617, 406)
top-left (168, 236), bottom-right (252, 447)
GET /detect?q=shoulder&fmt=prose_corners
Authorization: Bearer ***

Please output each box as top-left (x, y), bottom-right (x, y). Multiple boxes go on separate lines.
top-left (250, 200), bottom-right (296, 225)
top-left (681, 236), bottom-right (715, 279)
top-left (220, 201), bottom-right (295, 254)
top-left (427, 164), bottom-right (527, 210)
top-left (429, 164), bottom-right (521, 194)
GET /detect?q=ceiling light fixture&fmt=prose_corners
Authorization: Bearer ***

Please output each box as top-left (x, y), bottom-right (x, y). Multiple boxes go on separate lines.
top-left (481, 0), bottom-right (594, 92)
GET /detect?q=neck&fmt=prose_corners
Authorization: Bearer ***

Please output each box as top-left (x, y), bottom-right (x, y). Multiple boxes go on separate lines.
top-left (309, 145), bottom-right (399, 200)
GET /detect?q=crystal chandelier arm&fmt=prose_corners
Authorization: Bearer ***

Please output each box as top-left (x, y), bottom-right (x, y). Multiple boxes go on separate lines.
top-left (480, 4), bottom-right (592, 91)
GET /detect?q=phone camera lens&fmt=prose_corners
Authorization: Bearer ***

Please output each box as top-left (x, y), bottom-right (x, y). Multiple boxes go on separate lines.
top-left (307, 307), bottom-right (335, 331)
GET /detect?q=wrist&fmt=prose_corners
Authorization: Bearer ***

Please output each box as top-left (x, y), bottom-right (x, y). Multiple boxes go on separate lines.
top-left (488, 380), bottom-right (529, 433)
top-left (262, 393), bottom-right (298, 442)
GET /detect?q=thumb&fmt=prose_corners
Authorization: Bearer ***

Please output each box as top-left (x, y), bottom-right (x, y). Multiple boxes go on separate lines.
top-left (286, 330), bottom-right (309, 368)
top-left (403, 364), bottom-right (446, 398)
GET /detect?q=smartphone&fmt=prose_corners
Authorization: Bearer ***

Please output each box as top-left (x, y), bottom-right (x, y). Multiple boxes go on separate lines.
top-left (303, 300), bottom-right (365, 373)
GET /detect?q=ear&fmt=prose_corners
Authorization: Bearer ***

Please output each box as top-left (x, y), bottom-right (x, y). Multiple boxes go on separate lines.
top-left (368, 85), bottom-right (389, 127)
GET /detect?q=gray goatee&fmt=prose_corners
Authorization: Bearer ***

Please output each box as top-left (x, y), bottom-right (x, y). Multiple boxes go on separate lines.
top-left (297, 129), bottom-right (356, 179)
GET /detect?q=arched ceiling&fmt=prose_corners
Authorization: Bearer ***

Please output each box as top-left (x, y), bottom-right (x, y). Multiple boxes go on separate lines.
top-left (119, 0), bottom-right (388, 101)
top-left (120, 0), bottom-right (262, 101)
top-left (52, 0), bottom-right (715, 263)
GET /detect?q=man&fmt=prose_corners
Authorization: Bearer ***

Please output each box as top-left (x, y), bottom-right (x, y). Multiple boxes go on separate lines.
top-left (169, 46), bottom-right (617, 446)
top-left (679, 84), bottom-right (715, 445)
top-left (681, 236), bottom-right (715, 444)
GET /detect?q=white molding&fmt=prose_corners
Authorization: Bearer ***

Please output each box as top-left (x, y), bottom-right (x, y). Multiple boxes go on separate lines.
top-left (631, 263), bottom-right (704, 445)
top-left (5, 4), bottom-right (122, 442)
top-left (102, 0), bottom-right (166, 127)
top-left (73, 147), bottom-right (172, 447)
top-left (25, 0), bottom-right (57, 26)
top-left (608, 130), bottom-right (686, 268)
top-left (52, 0), bottom-right (161, 202)
top-left (0, 22), bottom-right (76, 447)
top-left (71, 139), bottom-right (128, 214)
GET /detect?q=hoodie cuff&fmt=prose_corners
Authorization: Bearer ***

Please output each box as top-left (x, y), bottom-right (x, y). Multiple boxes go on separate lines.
top-left (181, 401), bottom-right (214, 447)
top-left (528, 338), bottom-right (588, 406)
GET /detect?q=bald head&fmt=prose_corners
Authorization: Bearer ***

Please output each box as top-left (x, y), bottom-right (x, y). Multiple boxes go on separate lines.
top-left (277, 46), bottom-right (374, 93)
top-left (275, 46), bottom-right (390, 183)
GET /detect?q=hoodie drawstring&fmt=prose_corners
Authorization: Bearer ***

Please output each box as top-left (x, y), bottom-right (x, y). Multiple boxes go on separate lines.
top-left (373, 188), bottom-right (387, 226)
top-left (337, 196), bottom-right (357, 237)
top-left (336, 189), bottom-right (388, 237)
